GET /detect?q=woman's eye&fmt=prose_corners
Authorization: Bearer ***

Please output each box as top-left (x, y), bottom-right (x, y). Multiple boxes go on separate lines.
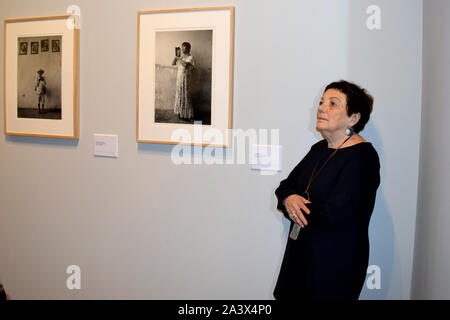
top-left (331, 102), bottom-right (337, 107)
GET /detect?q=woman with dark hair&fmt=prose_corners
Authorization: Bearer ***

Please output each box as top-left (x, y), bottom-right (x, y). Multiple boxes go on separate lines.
top-left (274, 80), bottom-right (380, 300)
top-left (172, 42), bottom-right (196, 121)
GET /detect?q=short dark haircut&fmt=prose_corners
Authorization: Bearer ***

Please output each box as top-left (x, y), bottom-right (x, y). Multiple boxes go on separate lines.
top-left (182, 42), bottom-right (191, 52)
top-left (324, 80), bottom-right (374, 133)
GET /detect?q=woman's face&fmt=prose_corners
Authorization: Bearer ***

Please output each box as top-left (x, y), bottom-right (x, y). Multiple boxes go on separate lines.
top-left (316, 89), bottom-right (354, 134)
top-left (182, 44), bottom-right (189, 54)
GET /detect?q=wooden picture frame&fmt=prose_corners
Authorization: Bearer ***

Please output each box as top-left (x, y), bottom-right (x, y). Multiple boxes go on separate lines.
top-left (137, 7), bottom-right (235, 147)
top-left (4, 15), bottom-right (79, 139)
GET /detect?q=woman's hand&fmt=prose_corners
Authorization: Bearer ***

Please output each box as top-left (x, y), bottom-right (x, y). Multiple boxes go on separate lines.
top-left (283, 194), bottom-right (311, 227)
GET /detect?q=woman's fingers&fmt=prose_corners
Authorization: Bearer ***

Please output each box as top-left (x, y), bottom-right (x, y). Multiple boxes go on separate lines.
top-left (286, 203), bottom-right (301, 226)
top-left (290, 214), bottom-right (304, 228)
top-left (291, 213), bottom-right (305, 228)
top-left (296, 210), bottom-right (308, 226)
top-left (285, 195), bottom-right (312, 226)
top-left (300, 202), bottom-right (311, 215)
top-left (292, 198), bottom-right (310, 216)
top-left (288, 203), bottom-right (308, 227)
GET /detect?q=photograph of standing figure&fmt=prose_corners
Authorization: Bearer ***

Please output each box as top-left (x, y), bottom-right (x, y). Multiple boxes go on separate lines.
top-left (172, 42), bottom-right (195, 121)
top-left (35, 69), bottom-right (46, 113)
top-left (154, 30), bottom-right (212, 125)
top-left (16, 35), bottom-right (62, 120)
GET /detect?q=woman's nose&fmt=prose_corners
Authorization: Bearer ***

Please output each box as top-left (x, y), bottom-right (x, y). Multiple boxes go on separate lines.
top-left (318, 103), bottom-right (326, 113)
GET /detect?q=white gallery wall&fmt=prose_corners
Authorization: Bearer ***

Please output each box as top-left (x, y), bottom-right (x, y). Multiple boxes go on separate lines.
top-left (0, 0), bottom-right (423, 299)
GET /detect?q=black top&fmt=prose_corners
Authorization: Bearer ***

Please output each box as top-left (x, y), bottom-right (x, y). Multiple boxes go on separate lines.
top-left (274, 139), bottom-right (380, 300)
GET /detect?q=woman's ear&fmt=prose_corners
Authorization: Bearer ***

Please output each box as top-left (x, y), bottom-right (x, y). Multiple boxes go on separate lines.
top-left (350, 112), bottom-right (361, 127)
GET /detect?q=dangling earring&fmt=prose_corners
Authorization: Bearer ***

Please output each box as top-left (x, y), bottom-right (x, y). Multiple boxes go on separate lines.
top-left (345, 127), bottom-right (354, 137)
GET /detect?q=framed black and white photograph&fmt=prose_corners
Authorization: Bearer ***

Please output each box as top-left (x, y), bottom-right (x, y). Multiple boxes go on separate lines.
top-left (4, 15), bottom-right (79, 139)
top-left (30, 41), bottom-right (39, 54)
top-left (41, 39), bottom-right (49, 52)
top-left (52, 39), bottom-right (60, 52)
top-left (137, 7), bottom-right (234, 147)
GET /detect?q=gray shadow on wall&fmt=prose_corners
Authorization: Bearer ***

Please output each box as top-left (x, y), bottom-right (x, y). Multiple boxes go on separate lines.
top-left (137, 141), bottom-right (237, 168)
top-left (269, 188), bottom-right (292, 299)
top-left (5, 135), bottom-right (79, 147)
top-left (346, 0), bottom-right (396, 299)
top-left (137, 142), bottom-right (174, 155)
top-left (137, 142), bottom-right (216, 162)
top-left (358, 121), bottom-right (394, 300)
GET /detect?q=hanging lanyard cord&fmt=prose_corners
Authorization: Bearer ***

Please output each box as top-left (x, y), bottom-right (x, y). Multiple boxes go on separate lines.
top-left (304, 136), bottom-right (352, 196)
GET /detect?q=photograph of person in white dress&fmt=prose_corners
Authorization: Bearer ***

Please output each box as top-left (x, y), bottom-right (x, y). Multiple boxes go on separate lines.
top-left (154, 30), bottom-right (212, 125)
top-left (172, 42), bottom-right (196, 121)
